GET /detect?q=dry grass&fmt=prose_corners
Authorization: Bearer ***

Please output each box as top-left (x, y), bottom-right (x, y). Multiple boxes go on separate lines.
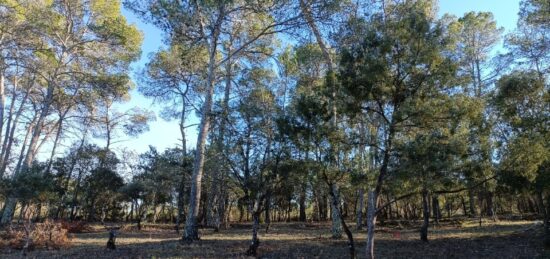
top-left (0, 219), bottom-right (547, 258)
top-left (0, 220), bottom-right (70, 251)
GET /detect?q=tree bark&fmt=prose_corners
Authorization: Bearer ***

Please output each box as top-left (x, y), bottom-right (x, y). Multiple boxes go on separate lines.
top-left (299, 184), bottom-right (307, 222)
top-left (357, 188), bottom-right (364, 230)
top-left (246, 207), bottom-right (261, 256)
top-left (365, 190), bottom-right (377, 259)
top-left (0, 73), bottom-right (5, 146)
top-left (420, 189), bottom-right (429, 242)
top-left (329, 183), bottom-right (355, 258)
top-left (330, 184), bottom-right (342, 239)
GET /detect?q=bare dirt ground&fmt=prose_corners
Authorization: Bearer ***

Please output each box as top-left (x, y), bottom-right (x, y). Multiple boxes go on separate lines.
top-left (0, 219), bottom-right (547, 258)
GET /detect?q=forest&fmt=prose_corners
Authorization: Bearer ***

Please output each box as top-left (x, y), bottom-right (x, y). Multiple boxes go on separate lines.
top-left (0, 0), bottom-right (548, 258)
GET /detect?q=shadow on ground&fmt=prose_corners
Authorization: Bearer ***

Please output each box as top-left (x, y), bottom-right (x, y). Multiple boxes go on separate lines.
top-left (0, 221), bottom-right (547, 258)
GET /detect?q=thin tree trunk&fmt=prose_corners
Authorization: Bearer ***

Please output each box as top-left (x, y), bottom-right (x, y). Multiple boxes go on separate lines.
top-left (56, 133), bottom-right (87, 219)
top-left (365, 190), bottom-right (377, 259)
top-left (432, 194), bottom-right (440, 225)
top-left (329, 183), bottom-right (355, 258)
top-left (486, 191), bottom-right (496, 221)
top-left (299, 184), bottom-right (307, 222)
top-left (469, 189), bottom-right (476, 217)
top-left (461, 196), bottom-right (468, 216)
top-left (70, 169), bottom-right (84, 221)
top-left (183, 4), bottom-right (225, 242)
top-left (265, 191), bottom-right (271, 232)
top-left (357, 188), bottom-right (364, 230)
top-left (0, 116), bottom-right (36, 225)
top-left (545, 194), bottom-right (550, 248)
top-left (175, 109), bottom-right (187, 233)
top-left (0, 73), bottom-right (5, 145)
top-left (245, 206), bottom-right (261, 256)
top-left (420, 189), bottom-right (429, 242)
top-left (46, 116), bottom-right (65, 173)
top-left (0, 88), bottom-right (29, 177)
top-left (0, 77), bottom-right (16, 177)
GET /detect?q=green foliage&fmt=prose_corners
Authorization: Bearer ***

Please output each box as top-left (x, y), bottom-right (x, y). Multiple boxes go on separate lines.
top-left (494, 70), bottom-right (549, 192)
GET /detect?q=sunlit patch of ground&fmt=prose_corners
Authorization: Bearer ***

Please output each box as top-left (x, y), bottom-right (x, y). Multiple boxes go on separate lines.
top-left (0, 219), bottom-right (547, 258)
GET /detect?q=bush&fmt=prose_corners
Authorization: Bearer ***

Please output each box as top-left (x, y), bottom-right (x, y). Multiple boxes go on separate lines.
top-left (0, 220), bottom-right (70, 251)
top-left (60, 220), bottom-right (91, 233)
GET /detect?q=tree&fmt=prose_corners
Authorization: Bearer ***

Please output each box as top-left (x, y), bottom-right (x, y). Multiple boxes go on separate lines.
top-left (126, 0), bottom-right (301, 241)
top-left (339, 1), bottom-right (460, 257)
top-left (0, 0), bottom-right (142, 225)
top-left (82, 167), bottom-right (124, 222)
top-left (493, 70), bottom-right (549, 246)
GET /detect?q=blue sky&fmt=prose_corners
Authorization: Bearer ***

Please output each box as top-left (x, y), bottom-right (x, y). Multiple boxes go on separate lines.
top-left (113, 0), bottom-right (521, 155)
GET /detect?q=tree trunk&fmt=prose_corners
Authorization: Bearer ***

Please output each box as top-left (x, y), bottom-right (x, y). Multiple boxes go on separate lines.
top-left (546, 194), bottom-right (550, 248)
top-left (299, 184), bottom-right (307, 222)
top-left (420, 189), bottom-right (429, 242)
top-left (210, 46), bottom-right (233, 232)
top-left (245, 209), bottom-right (261, 256)
top-left (0, 88), bottom-right (29, 177)
top-left (486, 191), bottom-right (496, 221)
top-left (265, 192), bottom-right (271, 232)
top-left (329, 183), bottom-right (355, 258)
top-left (356, 188), bottom-right (364, 230)
top-left (365, 190), bottom-right (377, 259)
top-left (536, 192), bottom-right (550, 247)
top-left (461, 196), bottom-right (468, 216)
top-left (469, 189), bottom-right (476, 217)
top-left (175, 124), bottom-right (187, 233)
top-left (432, 194), bottom-right (440, 225)
top-left (46, 116), bottom-right (66, 174)
top-left (0, 116), bottom-right (33, 225)
top-left (0, 78), bottom-right (18, 177)
top-left (70, 169), bottom-right (84, 221)
top-left (0, 73), bottom-right (5, 147)
top-left (330, 184), bottom-right (342, 239)
top-left (183, 4), bottom-right (225, 242)
top-left (1, 81), bottom-right (55, 224)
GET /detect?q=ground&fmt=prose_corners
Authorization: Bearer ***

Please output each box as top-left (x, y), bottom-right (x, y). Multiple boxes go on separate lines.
top-left (0, 219), bottom-right (547, 258)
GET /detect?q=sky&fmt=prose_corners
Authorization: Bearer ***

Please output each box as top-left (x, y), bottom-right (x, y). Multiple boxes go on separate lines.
top-left (111, 0), bottom-right (521, 156)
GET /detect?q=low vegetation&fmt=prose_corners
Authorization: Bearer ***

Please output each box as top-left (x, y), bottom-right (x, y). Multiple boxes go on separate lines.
top-left (0, 219), bottom-right (546, 258)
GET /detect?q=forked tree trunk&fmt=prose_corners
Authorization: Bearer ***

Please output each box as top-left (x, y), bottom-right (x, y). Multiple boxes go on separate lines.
top-left (328, 184), bottom-right (355, 258)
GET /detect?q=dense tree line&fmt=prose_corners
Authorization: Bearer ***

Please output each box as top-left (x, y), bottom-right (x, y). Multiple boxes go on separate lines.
top-left (0, 0), bottom-right (547, 258)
